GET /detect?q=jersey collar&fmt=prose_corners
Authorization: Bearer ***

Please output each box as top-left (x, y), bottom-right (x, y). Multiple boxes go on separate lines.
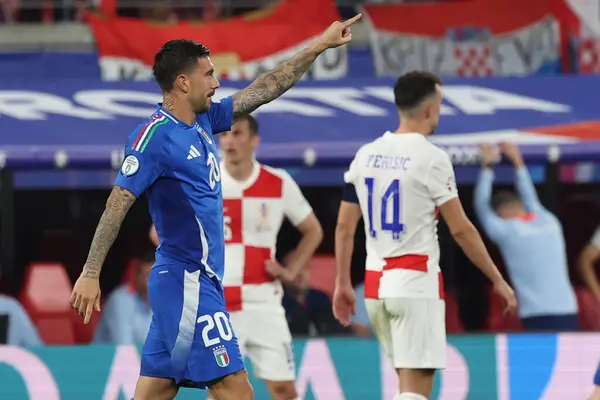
top-left (221, 159), bottom-right (261, 190)
top-left (383, 131), bottom-right (423, 138)
top-left (156, 104), bottom-right (188, 127)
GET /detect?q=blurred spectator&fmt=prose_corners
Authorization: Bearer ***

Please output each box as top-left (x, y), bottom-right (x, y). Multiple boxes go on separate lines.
top-left (93, 252), bottom-right (153, 344)
top-left (474, 142), bottom-right (578, 331)
top-left (351, 282), bottom-right (372, 336)
top-left (0, 294), bottom-right (42, 346)
top-left (579, 226), bottom-right (600, 303)
top-left (149, 224), bottom-right (159, 248)
top-left (16, 0), bottom-right (76, 22)
top-left (282, 253), bottom-right (347, 336)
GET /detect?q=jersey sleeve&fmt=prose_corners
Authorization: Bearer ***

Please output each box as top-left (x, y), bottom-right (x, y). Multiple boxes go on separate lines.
top-left (281, 170), bottom-right (313, 226)
top-left (342, 183), bottom-right (359, 204)
top-left (427, 150), bottom-right (459, 207)
top-left (343, 154), bottom-right (360, 185)
top-left (114, 130), bottom-right (168, 198)
top-left (208, 95), bottom-right (234, 134)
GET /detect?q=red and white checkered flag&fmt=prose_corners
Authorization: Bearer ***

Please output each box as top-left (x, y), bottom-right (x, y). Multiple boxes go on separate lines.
top-left (453, 43), bottom-right (494, 77)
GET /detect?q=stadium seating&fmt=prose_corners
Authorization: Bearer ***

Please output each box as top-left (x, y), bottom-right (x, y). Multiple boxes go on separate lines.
top-left (575, 286), bottom-right (600, 330)
top-left (19, 262), bottom-right (76, 344)
top-left (309, 255), bottom-right (336, 298)
top-left (71, 309), bottom-right (100, 344)
top-left (35, 317), bottom-right (75, 345)
top-left (487, 289), bottom-right (523, 332)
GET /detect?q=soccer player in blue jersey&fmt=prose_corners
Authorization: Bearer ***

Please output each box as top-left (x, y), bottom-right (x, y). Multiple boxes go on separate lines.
top-left (68, 14), bottom-right (362, 400)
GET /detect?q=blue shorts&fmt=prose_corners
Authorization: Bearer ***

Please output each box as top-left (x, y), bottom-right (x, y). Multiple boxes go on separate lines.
top-left (595, 361), bottom-right (600, 386)
top-left (140, 264), bottom-right (245, 389)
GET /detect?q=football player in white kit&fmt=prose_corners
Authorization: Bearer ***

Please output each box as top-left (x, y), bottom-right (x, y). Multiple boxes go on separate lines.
top-left (216, 114), bottom-right (323, 400)
top-left (333, 71), bottom-right (517, 400)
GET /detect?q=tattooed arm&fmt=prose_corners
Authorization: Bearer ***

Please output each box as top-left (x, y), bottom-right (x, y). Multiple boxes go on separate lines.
top-left (231, 14), bottom-right (362, 120)
top-left (231, 44), bottom-right (325, 120)
top-left (82, 186), bottom-right (136, 279)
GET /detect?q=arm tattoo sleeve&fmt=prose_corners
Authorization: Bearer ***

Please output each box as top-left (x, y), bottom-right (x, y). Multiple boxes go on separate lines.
top-left (231, 46), bottom-right (321, 120)
top-left (82, 186), bottom-right (136, 279)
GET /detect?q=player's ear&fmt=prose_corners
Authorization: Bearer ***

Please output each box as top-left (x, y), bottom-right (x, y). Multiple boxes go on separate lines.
top-left (424, 102), bottom-right (433, 120)
top-left (251, 133), bottom-right (261, 148)
top-left (176, 74), bottom-right (190, 94)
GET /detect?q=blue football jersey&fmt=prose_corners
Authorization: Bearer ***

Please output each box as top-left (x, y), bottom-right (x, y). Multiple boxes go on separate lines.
top-left (114, 97), bottom-right (234, 280)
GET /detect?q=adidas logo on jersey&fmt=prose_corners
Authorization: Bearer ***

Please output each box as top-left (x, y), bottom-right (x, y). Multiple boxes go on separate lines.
top-left (187, 145), bottom-right (201, 160)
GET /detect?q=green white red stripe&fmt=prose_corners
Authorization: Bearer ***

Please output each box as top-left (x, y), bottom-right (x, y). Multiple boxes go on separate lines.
top-left (131, 115), bottom-right (169, 153)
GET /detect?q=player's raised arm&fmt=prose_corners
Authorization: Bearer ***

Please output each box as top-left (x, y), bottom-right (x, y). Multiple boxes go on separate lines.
top-left (231, 14), bottom-right (362, 120)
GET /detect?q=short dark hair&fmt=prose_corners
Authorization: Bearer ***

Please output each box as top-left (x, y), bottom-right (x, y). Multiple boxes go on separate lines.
top-left (236, 114), bottom-right (259, 135)
top-left (491, 191), bottom-right (521, 211)
top-left (153, 39), bottom-right (211, 92)
top-left (393, 71), bottom-right (442, 110)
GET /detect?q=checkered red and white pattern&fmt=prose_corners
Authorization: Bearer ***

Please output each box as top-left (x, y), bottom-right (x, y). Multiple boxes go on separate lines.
top-left (345, 132), bottom-right (458, 300)
top-left (453, 44), bottom-right (494, 77)
top-left (221, 161), bottom-right (312, 311)
top-left (578, 37), bottom-right (600, 74)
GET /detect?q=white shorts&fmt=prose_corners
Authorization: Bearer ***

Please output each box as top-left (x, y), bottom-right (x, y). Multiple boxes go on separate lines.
top-left (229, 308), bottom-right (295, 381)
top-left (366, 298), bottom-right (446, 369)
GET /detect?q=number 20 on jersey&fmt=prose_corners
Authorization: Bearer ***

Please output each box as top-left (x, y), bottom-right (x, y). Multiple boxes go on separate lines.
top-left (364, 177), bottom-right (404, 240)
top-left (197, 311), bottom-right (233, 347)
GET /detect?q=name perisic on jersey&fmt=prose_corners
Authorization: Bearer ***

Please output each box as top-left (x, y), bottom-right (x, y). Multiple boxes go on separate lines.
top-left (367, 154), bottom-right (410, 170)
top-left (0, 86), bottom-right (571, 120)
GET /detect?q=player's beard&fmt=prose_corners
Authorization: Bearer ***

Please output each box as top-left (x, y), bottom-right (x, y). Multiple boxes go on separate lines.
top-left (195, 102), bottom-right (210, 114)
top-left (193, 96), bottom-right (211, 114)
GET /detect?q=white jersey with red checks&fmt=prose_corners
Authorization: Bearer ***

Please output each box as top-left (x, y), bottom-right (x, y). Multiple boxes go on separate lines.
top-left (345, 132), bottom-right (458, 300)
top-left (221, 161), bottom-right (313, 311)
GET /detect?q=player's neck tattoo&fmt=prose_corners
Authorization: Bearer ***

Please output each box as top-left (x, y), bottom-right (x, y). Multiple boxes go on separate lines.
top-left (231, 45), bottom-right (320, 120)
top-left (82, 186), bottom-right (136, 279)
top-left (162, 96), bottom-right (175, 112)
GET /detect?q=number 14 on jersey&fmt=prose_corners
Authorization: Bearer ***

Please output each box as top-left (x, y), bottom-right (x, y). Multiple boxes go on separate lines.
top-left (364, 177), bottom-right (404, 240)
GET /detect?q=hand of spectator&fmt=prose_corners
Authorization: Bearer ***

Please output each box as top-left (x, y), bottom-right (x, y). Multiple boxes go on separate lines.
top-left (493, 279), bottom-right (518, 316)
top-left (265, 260), bottom-right (293, 282)
top-left (332, 282), bottom-right (356, 327)
top-left (479, 143), bottom-right (498, 167)
top-left (315, 13), bottom-right (362, 51)
top-left (499, 142), bottom-right (524, 167)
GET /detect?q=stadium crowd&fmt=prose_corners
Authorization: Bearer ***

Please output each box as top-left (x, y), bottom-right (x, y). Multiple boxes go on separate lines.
top-left (0, 0), bottom-right (435, 23)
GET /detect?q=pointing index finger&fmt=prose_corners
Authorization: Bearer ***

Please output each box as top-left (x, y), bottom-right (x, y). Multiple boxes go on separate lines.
top-left (342, 13), bottom-right (362, 27)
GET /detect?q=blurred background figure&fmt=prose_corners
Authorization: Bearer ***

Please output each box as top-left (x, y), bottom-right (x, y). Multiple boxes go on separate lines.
top-left (93, 252), bottom-right (153, 345)
top-left (474, 143), bottom-right (578, 331)
top-left (281, 250), bottom-right (347, 337)
top-left (579, 225), bottom-right (600, 304)
top-left (0, 292), bottom-right (42, 346)
top-left (149, 224), bottom-right (159, 248)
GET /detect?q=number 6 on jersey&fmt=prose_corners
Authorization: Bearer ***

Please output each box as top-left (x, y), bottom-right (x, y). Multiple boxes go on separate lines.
top-left (364, 177), bottom-right (404, 240)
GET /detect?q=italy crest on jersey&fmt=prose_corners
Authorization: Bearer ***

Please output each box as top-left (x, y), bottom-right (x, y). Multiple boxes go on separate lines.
top-left (213, 345), bottom-right (230, 367)
top-left (196, 124), bottom-right (213, 144)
